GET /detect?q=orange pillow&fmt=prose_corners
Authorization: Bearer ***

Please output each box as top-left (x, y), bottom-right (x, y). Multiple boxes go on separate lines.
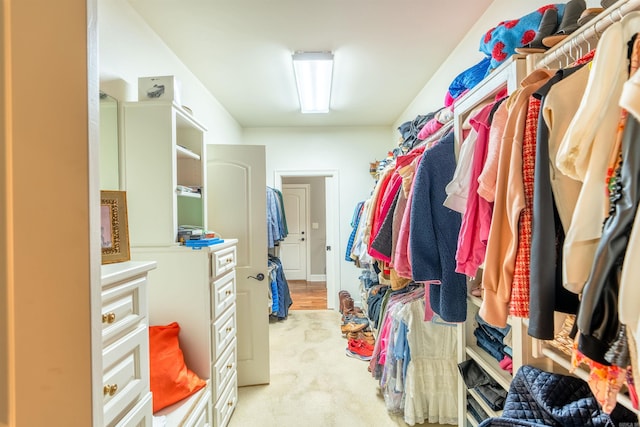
top-left (148, 322), bottom-right (206, 412)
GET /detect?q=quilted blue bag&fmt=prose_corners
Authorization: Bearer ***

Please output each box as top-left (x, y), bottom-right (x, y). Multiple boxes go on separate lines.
top-left (478, 365), bottom-right (637, 427)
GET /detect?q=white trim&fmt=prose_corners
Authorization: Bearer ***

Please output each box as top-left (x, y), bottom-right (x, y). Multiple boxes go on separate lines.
top-left (274, 169), bottom-right (340, 310)
top-left (308, 274), bottom-right (326, 282)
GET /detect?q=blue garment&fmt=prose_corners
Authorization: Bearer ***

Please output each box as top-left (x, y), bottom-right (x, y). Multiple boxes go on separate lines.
top-left (266, 187), bottom-right (281, 248)
top-left (393, 320), bottom-right (411, 383)
top-left (268, 259), bottom-right (280, 314)
top-left (476, 312), bottom-right (510, 343)
top-left (409, 130), bottom-right (467, 322)
top-left (474, 326), bottom-right (505, 363)
top-left (273, 188), bottom-right (288, 236)
top-left (269, 255), bottom-right (292, 319)
top-left (345, 201), bottom-right (364, 262)
top-left (266, 187), bottom-right (288, 249)
top-left (479, 4), bottom-right (565, 75)
top-left (447, 56), bottom-right (491, 99)
top-left (359, 269), bottom-right (378, 289)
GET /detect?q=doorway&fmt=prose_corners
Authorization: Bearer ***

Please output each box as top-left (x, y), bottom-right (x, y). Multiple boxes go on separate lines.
top-left (274, 170), bottom-right (340, 311)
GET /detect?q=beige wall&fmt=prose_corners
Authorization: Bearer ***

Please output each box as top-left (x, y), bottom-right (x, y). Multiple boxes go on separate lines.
top-left (98, 0), bottom-right (243, 147)
top-left (2, 0), bottom-right (98, 425)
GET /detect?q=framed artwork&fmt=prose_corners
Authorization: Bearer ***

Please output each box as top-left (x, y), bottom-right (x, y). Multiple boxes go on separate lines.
top-left (101, 190), bottom-right (131, 264)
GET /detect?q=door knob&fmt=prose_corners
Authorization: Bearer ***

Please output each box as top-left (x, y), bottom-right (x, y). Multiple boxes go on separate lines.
top-left (247, 273), bottom-right (265, 281)
top-left (300, 238), bottom-right (305, 241)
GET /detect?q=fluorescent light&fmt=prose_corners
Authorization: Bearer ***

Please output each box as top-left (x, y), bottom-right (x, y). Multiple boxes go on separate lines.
top-left (292, 51), bottom-right (334, 114)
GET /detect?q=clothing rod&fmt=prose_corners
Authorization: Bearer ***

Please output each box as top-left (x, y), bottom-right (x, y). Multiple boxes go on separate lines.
top-left (536, 0), bottom-right (640, 69)
top-left (410, 119), bottom-right (453, 151)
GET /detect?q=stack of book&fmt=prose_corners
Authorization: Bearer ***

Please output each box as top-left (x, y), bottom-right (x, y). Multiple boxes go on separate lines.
top-left (185, 237), bottom-right (223, 248)
top-left (177, 225), bottom-right (218, 245)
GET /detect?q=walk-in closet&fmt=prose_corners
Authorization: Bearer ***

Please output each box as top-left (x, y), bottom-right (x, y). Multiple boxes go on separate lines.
top-left (5, 0), bottom-right (640, 426)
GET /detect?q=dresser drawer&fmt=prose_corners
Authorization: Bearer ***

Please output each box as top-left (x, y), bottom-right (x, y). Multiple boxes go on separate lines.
top-left (103, 324), bottom-right (149, 427)
top-left (183, 387), bottom-right (212, 427)
top-left (211, 307), bottom-right (236, 361)
top-left (211, 271), bottom-right (235, 319)
top-left (212, 246), bottom-right (236, 277)
top-left (213, 338), bottom-right (236, 398)
top-left (102, 275), bottom-right (147, 347)
top-left (113, 391), bottom-right (152, 427)
top-left (214, 373), bottom-right (237, 427)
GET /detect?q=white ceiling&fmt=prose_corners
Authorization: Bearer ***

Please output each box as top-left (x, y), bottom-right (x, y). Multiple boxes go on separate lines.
top-left (127, 0), bottom-right (495, 128)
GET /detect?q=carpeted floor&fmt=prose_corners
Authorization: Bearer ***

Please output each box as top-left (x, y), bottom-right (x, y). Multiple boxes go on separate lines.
top-left (227, 310), bottom-right (453, 427)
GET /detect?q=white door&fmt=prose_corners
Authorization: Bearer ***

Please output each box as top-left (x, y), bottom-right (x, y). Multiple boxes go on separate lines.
top-left (206, 144), bottom-right (269, 386)
top-left (280, 185), bottom-right (308, 280)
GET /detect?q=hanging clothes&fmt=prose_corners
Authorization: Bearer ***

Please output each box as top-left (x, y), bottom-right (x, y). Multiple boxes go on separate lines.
top-left (267, 186), bottom-right (288, 249)
top-left (369, 285), bottom-right (458, 426)
top-left (409, 130), bottom-right (467, 323)
top-left (268, 255), bottom-right (292, 319)
top-left (479, 68), bottom-right (555, 329)
top-left (528, 63), bottom-right (587, 340)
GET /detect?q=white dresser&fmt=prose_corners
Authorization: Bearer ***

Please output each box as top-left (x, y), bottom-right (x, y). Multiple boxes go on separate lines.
top-left (100, 260), bottom-right (157, 427)
top-left (132, 239), bottom-right (238, 427)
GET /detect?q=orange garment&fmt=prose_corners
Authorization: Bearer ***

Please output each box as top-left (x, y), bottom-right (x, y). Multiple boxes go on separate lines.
top-left (510, 96), bottom-right (540, 318)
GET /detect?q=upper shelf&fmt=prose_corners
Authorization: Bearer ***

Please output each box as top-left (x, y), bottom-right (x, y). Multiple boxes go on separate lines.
top-left (454, 54), bottom-right (527, 115)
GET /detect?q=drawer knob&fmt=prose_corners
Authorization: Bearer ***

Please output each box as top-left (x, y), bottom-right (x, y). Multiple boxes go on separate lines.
top-left (227, 401), bottom-right (233, 407)
top-left (101, 312), bottom-right (116, 324)
top-left (226, 327), bottom-right (232, 332)
top-left (226, 290), bottom-right (232, 296)
top-left (103, 384), bottom-right (118, 396)
top-left (226, 364), bottom-right (233, 369)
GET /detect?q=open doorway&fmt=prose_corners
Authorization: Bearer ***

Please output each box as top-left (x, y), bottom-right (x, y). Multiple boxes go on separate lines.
top-left (274, 170), bottom-right (340, 310)
top-left (281, 181), bottom-right (326, 310)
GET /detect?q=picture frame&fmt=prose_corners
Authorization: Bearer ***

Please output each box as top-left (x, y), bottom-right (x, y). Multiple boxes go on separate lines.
top-left (101, 190), bottom-right (131, 264)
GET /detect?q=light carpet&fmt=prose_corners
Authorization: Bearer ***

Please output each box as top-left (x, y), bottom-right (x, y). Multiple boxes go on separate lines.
top-left (228, 309), bottom-right (452, 427)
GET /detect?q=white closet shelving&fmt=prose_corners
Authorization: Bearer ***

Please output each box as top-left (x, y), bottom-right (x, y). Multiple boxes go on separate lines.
top-left (122, 100), bottom-right (239, 425)
top-left (454, 54), bottom-right (530, 427)
top-left (122, 100), bottom-right (206, 247)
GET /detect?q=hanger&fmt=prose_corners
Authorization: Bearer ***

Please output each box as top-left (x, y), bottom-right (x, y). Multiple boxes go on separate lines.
top-left (619, 11), bottom-right (640, 44)
top-left (430, 313), bottom-right (457, 327)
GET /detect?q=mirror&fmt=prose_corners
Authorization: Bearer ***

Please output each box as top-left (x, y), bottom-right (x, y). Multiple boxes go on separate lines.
top-left (99, 91), bottom-right (120, 190)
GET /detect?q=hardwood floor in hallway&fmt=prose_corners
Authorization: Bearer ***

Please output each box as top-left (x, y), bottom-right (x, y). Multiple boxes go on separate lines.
top-left (288, 280), bottom-right (327, 310)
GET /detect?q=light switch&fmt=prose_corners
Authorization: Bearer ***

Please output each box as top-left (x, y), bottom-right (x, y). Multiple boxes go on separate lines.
top-left (312, 222), bottom-right (319, 229)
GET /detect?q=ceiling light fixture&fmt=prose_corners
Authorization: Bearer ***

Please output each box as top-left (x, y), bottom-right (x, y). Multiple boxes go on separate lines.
top-left (292, 51), bottom-right (334, 114)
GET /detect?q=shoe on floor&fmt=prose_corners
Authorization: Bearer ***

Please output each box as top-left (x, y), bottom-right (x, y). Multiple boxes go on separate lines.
top-left (345, 348), bottom-right (372, 361)
top-left (347, 331), bottom-right (375, 346)
top-left (341, 322), bottom-right (368, 334)
top-left (342, 313), bottom-right (368, 324)
top-left (339, 296), bottom-right (354, 314)
top-left (346, 339), bottom-right (373, 361)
